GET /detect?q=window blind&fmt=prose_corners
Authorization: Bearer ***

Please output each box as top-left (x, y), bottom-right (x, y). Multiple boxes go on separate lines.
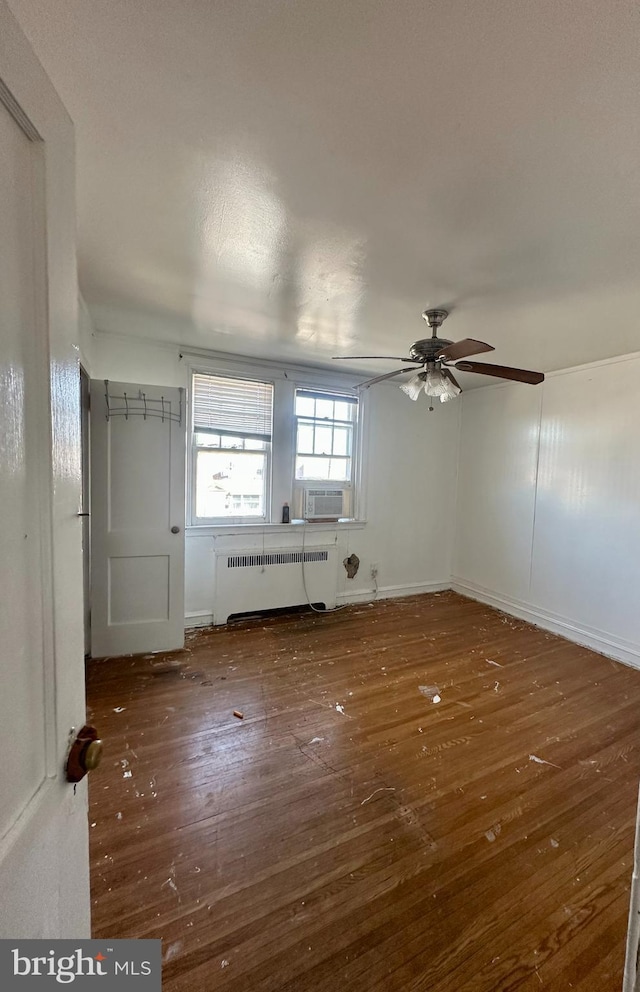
top-left (193, 373), bottom-right (273, 440)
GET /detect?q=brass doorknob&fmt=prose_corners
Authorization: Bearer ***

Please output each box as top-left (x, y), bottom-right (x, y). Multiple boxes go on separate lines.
top-left (84, 740), bottom-right (103, 771)
top-left (66, 725), bottom-right (103, 783)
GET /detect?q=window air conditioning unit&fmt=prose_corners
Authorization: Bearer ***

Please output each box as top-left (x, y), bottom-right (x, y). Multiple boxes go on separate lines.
top-left (304, 488), bottom-right (345, 520)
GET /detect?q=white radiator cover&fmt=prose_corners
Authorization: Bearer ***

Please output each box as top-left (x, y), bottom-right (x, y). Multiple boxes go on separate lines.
top-left (213, 546), bottom-right (338, 625)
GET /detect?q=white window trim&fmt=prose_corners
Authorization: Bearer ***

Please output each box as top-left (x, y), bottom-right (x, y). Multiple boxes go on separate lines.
top-left (292, 390), bottom-right (357, 487)
top-left (186, 353), bottom-right (367, 531)
top-left (189, 367), bottom-right (274, 527)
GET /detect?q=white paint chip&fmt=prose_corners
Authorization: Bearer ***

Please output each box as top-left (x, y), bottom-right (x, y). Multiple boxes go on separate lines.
top-left (116, 812), bottom-right (122, 820)
top-left (123, 771), bottom-right (132, 779)
top-left (221, 959), bottom-right (230, 969)
top-left (419, 685), bottom-right (441, 703)
top-left (529, 754), bottom-right (561, 769)
top-left (485, 823), bottom-right (502, 843)
top-left (550, 838), bottom-right (560, 848)
top-left (335, 703), bottom-right (346, 715)
top-left (113, 707), bottom-right (126, 713)
top-left (360, 787), bottom-right (396, 806)
top-left (162, 942), bottom-right (182, 963)
top-left (308, 737), bottom-right (325, 744)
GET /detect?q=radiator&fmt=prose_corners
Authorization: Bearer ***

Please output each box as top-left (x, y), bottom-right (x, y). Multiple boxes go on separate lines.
top-left (213, 546), bottom-right (338, 625)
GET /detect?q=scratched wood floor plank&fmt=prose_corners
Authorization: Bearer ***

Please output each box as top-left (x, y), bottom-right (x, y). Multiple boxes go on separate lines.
top-left (87, 591), bottom-right (640, 991)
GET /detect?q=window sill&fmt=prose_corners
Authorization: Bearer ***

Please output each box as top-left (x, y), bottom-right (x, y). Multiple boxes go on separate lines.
top-left (186, 519), bottom-right (367, 538)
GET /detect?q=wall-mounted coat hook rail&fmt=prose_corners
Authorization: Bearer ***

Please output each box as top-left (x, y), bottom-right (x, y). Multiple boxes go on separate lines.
top-left (104, 381), bottom-right (183, 425)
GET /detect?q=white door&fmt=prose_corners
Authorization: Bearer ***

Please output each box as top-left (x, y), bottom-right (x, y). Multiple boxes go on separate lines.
top-left (90, 380), bottom-right (186, 657)
top-left (0, 2), bottom-right (90, 938)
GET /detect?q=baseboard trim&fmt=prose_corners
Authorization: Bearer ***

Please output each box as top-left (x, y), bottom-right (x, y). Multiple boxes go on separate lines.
top-left (185, 581), bottom-right (451, 626)
top-left (185, 611), bottom-right (214, 629)
top-left (451, 577), bottom-right (640, 670)
top-left (336, 580), bottom-right (451, 605)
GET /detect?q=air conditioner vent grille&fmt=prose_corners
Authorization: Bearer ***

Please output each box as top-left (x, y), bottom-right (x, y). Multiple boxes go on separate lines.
top-left (304, 489), bottom-right (345, 519)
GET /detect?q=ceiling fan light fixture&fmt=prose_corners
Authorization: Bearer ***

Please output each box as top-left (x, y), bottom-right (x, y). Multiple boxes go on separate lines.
top-left (399, 373), bottom-right (424, 401)
top-left (439, 375), bottom-right (462, 402)
top-left (422, 369), bottom-right (460, 400)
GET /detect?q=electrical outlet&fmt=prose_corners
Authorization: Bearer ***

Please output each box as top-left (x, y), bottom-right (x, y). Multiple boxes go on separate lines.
top-left (370, 563), bottom-right (379, 579)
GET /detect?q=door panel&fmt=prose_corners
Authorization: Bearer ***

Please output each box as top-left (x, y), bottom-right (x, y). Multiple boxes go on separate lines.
top-left (90, 380), bottom-right (186, 656)
top-left (109, 555), bottom-right (170, 623)
top-left (0, 0), bottom-right (90, 939)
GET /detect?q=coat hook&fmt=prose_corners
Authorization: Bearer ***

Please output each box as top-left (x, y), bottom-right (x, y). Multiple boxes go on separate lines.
top-left (124, 393), bottom-right (129, 420)
top-left (142, 393), bottom-right (147, 420)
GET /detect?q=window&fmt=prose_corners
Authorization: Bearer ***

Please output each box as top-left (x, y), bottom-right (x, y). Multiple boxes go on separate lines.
top-left (189, 367), bottom-right (361, 526)
top-left (191, 373), bottom-right (273, 523)
top-left (294, 390), bottom-right (356, 482)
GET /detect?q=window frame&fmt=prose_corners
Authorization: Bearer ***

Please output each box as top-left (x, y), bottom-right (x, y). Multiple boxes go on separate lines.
top-left (293, 389), bottom-right (357, 486)
top-left (190, 371), bottom-right (274, 527)
top-left (187, 355), bottom-right (366, 529)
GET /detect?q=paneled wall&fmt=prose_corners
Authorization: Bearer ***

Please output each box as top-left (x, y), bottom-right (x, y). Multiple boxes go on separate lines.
top-left (90, 332), bottom-right (459, 623)
top-left (453, 353), bottom-right (640, 667)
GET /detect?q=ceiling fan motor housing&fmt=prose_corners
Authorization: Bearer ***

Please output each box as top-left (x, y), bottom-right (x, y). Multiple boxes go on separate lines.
top-left (409, 337), bottom-right (453, 362)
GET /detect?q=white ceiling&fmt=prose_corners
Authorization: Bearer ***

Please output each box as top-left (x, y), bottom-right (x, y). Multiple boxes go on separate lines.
top-left (8, 0), bottom-right (640, 384)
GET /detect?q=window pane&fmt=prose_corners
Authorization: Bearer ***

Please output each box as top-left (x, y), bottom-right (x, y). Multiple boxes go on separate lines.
top-left (314, 426), bottom-right (333, 455)
top-left (315, 398), bottom-right (334, 420)
top-left (329, 457), bottom-right (350, 481)
top-left (295, 395), bottom-right (315, 417)
top-left (295, 456), bottom-right (331, 480)
top-left (332, 427), bottom-right (349, 456)
top-left (297, 422), bottom-right (314, 453)
top-left (219, 435), bottom-right (246, 449)
top-left (196, 449), bottom-right (266, 518)
top-left (333, 401), bottom-right (353, 422)
top-left (243, 438), bottom-right (266, 450)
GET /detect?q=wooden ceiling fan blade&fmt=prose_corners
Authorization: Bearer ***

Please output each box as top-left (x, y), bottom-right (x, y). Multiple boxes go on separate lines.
top-left (455, 361), bottom-right (544, 384)
top-left (442, 368), bottom-right (462, 391)
top-left (437, 338), bottom-right (494, 361)
top-left (332, 355), bottom-right (416, 362)
top-left (357, 366), bottom-right (422, 388)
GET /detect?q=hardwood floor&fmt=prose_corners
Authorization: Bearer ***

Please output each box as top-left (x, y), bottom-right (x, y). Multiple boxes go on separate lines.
top-left (87, 591), bottom-right (640, 991)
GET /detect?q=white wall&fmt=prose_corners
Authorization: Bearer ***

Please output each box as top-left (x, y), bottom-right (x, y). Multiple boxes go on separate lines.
top-left (453, 352), bottom-right (640, 667)
top-left (78, 294), bottom-right (96, 372)
top-left (91, 332), bottom-right (459, 622)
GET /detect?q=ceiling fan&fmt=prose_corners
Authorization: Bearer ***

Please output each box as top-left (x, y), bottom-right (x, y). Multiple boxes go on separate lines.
top-left (333, 309), bottom-right (544, 408)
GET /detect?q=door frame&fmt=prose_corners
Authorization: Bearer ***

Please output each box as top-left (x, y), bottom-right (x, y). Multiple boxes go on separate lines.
top-left (80, 365), bottom-right (91, 656)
